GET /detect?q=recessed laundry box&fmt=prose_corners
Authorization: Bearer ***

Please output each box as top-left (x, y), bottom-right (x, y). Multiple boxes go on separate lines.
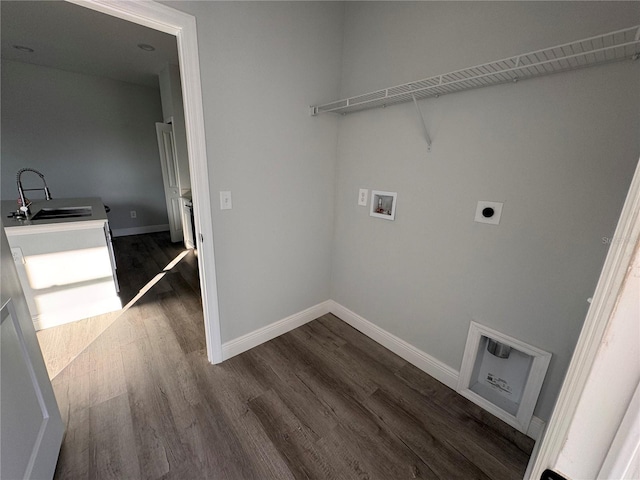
top-left (457, 321), bottom-right (552, 434)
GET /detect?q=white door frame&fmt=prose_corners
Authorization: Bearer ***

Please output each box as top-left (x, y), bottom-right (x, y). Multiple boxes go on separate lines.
top-left (67, 0), bottom-right (223, 363)
top-left (528, 157), bottom-right (640, 478)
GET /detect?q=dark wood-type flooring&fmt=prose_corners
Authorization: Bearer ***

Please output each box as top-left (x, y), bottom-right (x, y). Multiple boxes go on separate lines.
top-left (42, 232), bottom-right (534, 479)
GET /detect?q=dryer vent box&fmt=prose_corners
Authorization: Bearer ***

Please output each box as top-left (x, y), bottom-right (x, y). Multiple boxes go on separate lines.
top-left (457, 321), bottom-right (552, 434)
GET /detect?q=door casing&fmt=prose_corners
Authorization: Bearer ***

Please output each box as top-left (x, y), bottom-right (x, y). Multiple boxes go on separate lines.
top-left (66, 0), bottom-right (223, 364)
top-left (527, 158), bottom-right (640, 478)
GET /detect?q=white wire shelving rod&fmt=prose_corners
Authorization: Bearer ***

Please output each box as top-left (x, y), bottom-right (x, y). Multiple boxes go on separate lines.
top-left (310, 26), bottom-right (640, 116)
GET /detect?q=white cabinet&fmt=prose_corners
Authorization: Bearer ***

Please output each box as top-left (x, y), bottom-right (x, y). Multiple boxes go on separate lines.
top-left (3, 199), bottom-right (121, 330)
top-left (1, 224), bottom-right (64, 478)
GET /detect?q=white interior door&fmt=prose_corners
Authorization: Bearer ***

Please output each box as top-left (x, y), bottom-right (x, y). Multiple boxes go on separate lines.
top-left (1, 222), bottom-right (64, 480)
top-left (156, 122), bottom-right (184, 243)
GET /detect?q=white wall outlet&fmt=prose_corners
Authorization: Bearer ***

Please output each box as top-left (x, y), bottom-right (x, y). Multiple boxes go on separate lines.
top-left (358, 188), bottom-right (368, 206)
top-left (130, 210), bottom-right (137, 219)
top-left (475, 201), bottom-right (503, 225)
top-left (220, 191), bottom-right (232, 210)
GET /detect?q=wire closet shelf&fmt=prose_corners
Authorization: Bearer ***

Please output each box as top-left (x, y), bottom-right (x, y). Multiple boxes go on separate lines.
top-left (310, 26), bottom-right (640, 116)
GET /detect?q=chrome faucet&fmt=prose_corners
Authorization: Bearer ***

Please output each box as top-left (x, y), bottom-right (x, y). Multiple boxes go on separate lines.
top-left (16, 168), bottom-right (52, 215)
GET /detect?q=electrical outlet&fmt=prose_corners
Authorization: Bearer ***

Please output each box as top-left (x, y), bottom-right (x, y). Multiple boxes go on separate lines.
top-left (130, 210), bottom-right (137, 219)
top-left (220, 191), bottom-right (232, 210)
top-left (474, 201), bottom-right (503, 225)
top-left (358, 188), bottom-right (368, 206)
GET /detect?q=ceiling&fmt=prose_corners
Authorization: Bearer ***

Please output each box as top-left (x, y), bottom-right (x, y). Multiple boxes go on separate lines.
top-left (0, 0), bottom-right (179, 88)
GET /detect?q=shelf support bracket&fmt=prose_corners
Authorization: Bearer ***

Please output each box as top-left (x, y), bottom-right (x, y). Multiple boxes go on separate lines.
top-left (412, 94), bottom-right (432, 152)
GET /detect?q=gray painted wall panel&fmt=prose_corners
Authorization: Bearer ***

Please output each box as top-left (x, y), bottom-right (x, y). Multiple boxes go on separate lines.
top-left (332, 2), bottom-right (640, 422)
top-left (1, 60), bottom-right (167, 230)
top-left (163, 1), bottom-right (344, 342)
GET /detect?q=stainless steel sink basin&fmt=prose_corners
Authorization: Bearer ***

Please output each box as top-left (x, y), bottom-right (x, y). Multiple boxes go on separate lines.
top-left (31, 206), bottom-right (92, 220)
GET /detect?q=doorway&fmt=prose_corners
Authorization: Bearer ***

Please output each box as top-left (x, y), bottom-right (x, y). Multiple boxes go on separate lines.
top-left (1, 0), bottom-right (221, 362)
top-left (71, 0), bottom-right (222, 363)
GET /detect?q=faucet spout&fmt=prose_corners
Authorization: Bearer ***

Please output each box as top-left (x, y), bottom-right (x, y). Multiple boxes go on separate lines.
top-left (17, 168), bottom-right (52, 214)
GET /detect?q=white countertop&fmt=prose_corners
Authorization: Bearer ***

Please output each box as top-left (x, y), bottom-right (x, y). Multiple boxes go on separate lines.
top-left (2, 197), bottom-right (108, 234)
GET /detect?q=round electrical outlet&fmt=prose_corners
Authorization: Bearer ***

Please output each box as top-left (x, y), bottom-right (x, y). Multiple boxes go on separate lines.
top-left (475, 201), bottom-right (503, 225)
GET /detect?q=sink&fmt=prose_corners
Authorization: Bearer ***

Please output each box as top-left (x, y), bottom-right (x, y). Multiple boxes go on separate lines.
top-left (32, 206), bottom-right (92, 220)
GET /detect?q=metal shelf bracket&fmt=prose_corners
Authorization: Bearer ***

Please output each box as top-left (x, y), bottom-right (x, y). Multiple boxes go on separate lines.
top-left (411, 94), bottom-right (432, 152)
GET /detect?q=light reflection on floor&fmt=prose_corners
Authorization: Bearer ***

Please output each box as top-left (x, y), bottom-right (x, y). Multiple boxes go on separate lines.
top-left (36, 249), bottom-right (191, 380)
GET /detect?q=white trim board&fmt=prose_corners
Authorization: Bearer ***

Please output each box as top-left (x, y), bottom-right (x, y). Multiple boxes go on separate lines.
top-left (111, 224), bottom-right (170, 238)
top-left (222, 301), bottom-right (331, 360)
top-left (221, 298), bottom-right (544, 440)
top-left (328, 301), bottom-right (545, 440)
top-left (328, 300), bottom-right (458, 389)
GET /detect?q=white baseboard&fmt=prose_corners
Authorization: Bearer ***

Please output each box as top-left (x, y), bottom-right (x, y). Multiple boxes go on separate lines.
top-left (527, 416), bottom-right (546, 441)
top-left (222, 301), bottom-right (331, 360)
top-left (327, 300), bottom-right (544, 440)
top-left (327, 300), bottom-right (459, 390)
top-left (219, 298), bottom-right (544, 440)
top-left (111, 224), bottom-right (170, 237)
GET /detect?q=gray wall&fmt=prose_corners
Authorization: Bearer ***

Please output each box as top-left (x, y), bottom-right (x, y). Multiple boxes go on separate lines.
top-left (164, 1), bottom-right (344, 342)
top-left (331, 2), bottom-right (640, 422)
top-left (1, 60), bottom-right (168, 231)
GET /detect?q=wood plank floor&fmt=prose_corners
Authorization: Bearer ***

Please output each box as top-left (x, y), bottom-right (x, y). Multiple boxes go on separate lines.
top-left (39, 232), bottom-right (534, 480)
